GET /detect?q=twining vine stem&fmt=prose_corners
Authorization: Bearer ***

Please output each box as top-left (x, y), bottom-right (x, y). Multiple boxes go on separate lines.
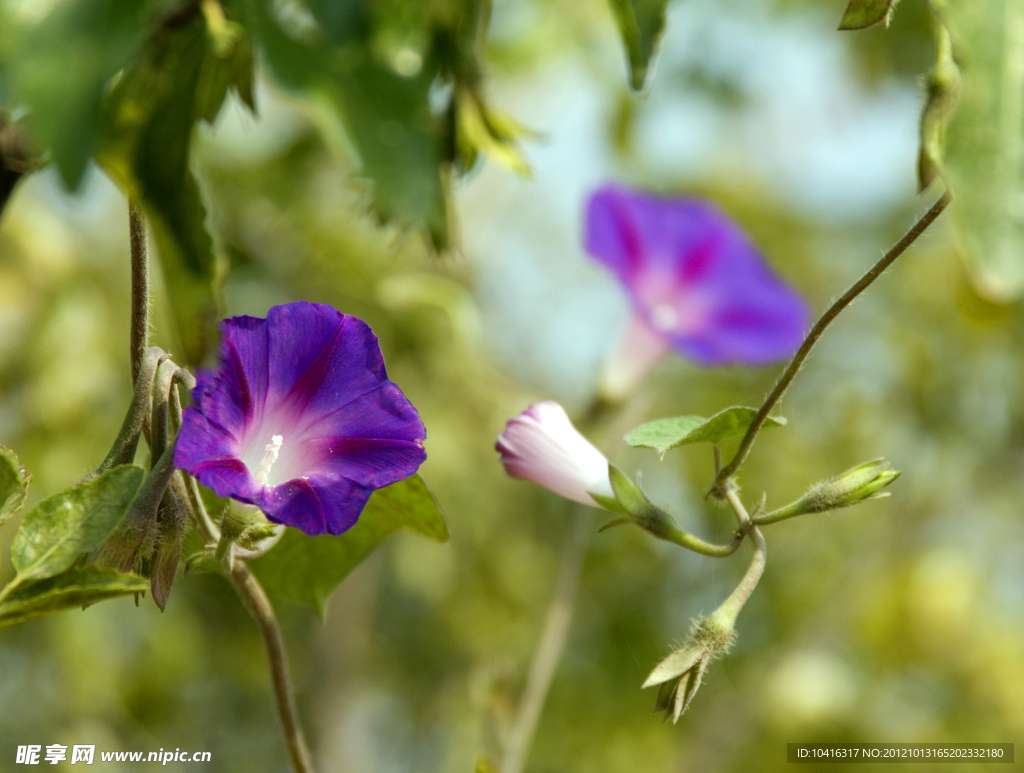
top-left (715, 191), bottom-right (952, 487)
top-left (128, 200), bottom-right (149, 386)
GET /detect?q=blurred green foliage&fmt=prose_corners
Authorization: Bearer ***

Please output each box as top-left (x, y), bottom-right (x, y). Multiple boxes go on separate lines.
top-left (0, 0), bottom-right (1023, 772)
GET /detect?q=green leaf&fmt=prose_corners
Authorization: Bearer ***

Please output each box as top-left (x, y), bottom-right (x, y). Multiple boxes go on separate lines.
top-left (0, 446), bottom-right (30, 526)
top-left (930, 1), bottom-right (1024, 301)
top-left (0, 567), bottom-right (148, 628)
top-left (11, 466), bottom-right (144, 582)
top-left (195, 12), bottom-right (257, 121)
top-left (838, 0), bottom-right (899, 30)
top-left (11, 0), bottom-right (149, 189)
top-left (251, 474), bottom-right (448, 616)
top-left (608, 0), bottom-right (670, 91)
top-left (625, 408), bottom-right (786, 455)
top-left (248, 0), bottom-right (453, 248)
top-left (99, 14), bottom-right (223, 365)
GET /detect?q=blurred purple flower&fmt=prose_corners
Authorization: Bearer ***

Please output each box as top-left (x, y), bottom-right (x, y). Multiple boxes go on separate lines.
top-left (585, 185), bottom-right (810, 397)
top-left (496, 401), bottom-right (613, 506)
top-left (174, 301), bottom-right (426, 536)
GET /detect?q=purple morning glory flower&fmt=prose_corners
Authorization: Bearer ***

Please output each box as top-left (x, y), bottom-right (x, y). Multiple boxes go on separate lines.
top-left (585, 185), bottom-right (810, 396)
top-left (173, 301), bottom-right (426, 536)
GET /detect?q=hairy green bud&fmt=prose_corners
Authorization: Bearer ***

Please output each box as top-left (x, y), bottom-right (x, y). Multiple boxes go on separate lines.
top-left (755, 459), bottom-right (900, 526)
top-left (643, 613), bottom-right (737, 723)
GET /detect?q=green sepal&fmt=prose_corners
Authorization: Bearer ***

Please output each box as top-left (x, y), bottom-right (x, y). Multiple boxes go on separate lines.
top-left (454, 88), bottom-right (533, 176)
top-left (755, 459), bottom-right (901, 525)
top-left (607, 463), bottom-right (649, 515)
top-left (589, 491), bottom-right (629, 516)
top-left (251, 474), bottom-right (448, 617)
top-left (0, 567), bottom-right (148, 628)
top-left (625, 408), bottom-right (786, 457)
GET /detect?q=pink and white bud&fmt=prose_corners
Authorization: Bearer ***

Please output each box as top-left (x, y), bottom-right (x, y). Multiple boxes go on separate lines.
top-left (496, 401), bottom-right (614, 506)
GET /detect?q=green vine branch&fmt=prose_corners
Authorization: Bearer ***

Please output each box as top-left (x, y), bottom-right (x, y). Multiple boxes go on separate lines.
top-left (715, 191), bottom-right (952, 488)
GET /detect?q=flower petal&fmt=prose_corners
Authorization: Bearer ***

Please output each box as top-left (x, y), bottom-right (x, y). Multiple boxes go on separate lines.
top-left (269, 383), bottom-right (426, 486)
top-left (599, 311), bottom-right (671, 402)
top-left (265, 302), bottom-right (388, 424)
top-left (173, 408), bottom-right (262, 504)
top-left (192, 315), bottom-right (271, 440)
top-left (259, 475), bottom-right (373, 536)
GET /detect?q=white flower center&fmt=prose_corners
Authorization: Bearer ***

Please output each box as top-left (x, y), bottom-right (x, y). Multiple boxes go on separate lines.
top-left (254, 435), bottom-right (284, 485)
top-left (650, 303), bottom-right (678, 332)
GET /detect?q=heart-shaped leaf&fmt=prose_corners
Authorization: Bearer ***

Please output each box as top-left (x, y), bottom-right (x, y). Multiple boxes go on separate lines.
top-left (625, 407), bottom-right (786, 456)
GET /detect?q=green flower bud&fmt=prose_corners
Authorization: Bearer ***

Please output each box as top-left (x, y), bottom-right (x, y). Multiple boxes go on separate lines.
top-left (150, 489), bottom-right (187, 611)
top-left (755, 459), bottom-right (900, 525)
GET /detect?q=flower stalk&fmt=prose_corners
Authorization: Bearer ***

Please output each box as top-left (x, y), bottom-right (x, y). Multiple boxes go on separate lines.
top-left (596, 465), bottom-right (743, 557)
top-left (230, 562), bottom-right (316, 773)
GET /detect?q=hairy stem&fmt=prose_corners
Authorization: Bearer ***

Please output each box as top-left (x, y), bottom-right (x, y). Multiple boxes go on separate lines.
top-left (716, 192), bottom-right (951, 486)
top-left (129, 200), bottom-right (149, 386)
top-left (722, 487), bottom-right (751, 527)
top-left (230, 563), bottom-right (315, 773)
top-left (655, 520), bottom-right (744, 557)
top-left (501, 506), bottom-right (589, 773)
top-left (714, 525), bottom-right (766, 626)
top-left (90, 347), bottom-right (167, 479)
top-left (164, 366), bottom-right (220, 545)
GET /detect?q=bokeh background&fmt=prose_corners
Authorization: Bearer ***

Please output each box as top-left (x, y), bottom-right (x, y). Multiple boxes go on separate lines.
top-left (1, 0), bottom-right (1023, 771)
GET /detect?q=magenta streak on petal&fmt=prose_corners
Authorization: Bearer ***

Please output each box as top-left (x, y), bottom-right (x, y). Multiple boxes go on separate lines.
top-left (285, 436), bottom-right (425, 487)
top-left (288, 378), bottom-right (387, 441)
top-left (225, 339), bottom-right (256, 432)
top-left (188, 457), bottom-right (249, 475)
top-left (675, 232), bottom-right (720, 287)
top-left (278, 319), bottom-right (348, 420)
top-left (614, 204), bottom-right (646, 278)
